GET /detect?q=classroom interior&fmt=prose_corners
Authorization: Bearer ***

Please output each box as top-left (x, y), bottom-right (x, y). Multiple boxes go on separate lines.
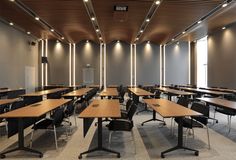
top-left (1, 0), bottom-right (236, 159)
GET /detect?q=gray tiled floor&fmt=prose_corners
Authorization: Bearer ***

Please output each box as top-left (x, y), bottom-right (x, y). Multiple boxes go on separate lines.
top-left (1, 97), bottom-right (236, 160)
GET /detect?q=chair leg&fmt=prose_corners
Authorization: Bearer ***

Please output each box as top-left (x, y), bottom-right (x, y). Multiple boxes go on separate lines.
top-left (192, 128), bottom-right (195, 139)
top-left (184, 128), bottom-right (189, 147)
top-left (228, 115), bottom-right (232, 133)
top-left (108, 131), bottom-right (113, 148)
top-left (53, 126), bottom-right (58, 150)
top-left (131, 130), bottom-right (136, 154)
top-left (170, 118), bottom-right (173, 134)
top-left (74, 114), bottom-right (77, 126)
top-left (5, 121), bottom-right (8, 135)
top-left (206, 126), bottom-right (210, 149)
top-left (30, 130), bottom-right (34, 148)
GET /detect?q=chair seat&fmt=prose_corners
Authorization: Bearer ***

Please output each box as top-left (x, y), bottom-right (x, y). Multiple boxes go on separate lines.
top-left (107, 119), bottom-right (133, 131)
top-left (175, 118), bottom-right (203, 129)
top-left (32, 119), bottom-right (53, 130)
top-left (215, 108), bottom-right (236, 116)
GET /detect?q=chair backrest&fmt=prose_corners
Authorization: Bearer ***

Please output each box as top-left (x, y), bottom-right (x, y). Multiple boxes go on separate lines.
top-left (177, 97), bottom-right (189, 108)
top-left (191, 102), bottom-right (209, 125)
top-left (65, 100), bottom-right (75, 116)
top-left (127, 104), bottom-right (137, 121)
top-left (126, 99), bottom-right (133, 111)
top-left (10, 100), bottom-right (25, 110)
top-left (52, 108), bottom-right (65, 127)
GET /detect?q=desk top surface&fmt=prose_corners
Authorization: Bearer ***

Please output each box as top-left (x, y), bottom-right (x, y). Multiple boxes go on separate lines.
top-left (22, 88), bottom-right (69, 97)
top-left (62, 88), bottom-right (92, 97)
top-left (128, 87), bottom-right (154, 96)
top-left (198, 97), bottom-right (236, 111)
top-left (0, 98), bottom-right (19, 106)
top-left (201, 87), bottom-right (236, 93)
top-left (100, 88), bottom-right (118, 97)
top-left (0, 99), bottom-right (71, 118)
top-left (157, 87), bottom-right (195, 96)
top-left (144, 99), bottom-right (201, 118)
top-left (180, 87), bottom-right (230, 95)
top-left (0, 88), bottom-right (24, 94)
top-left (79, 99), bottom-right (121, 118)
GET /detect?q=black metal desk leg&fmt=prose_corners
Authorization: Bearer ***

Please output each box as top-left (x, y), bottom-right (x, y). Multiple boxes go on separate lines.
top-left (161, 117), bottom-right (199, 158)
top-left (0, 118), bottom-right (43, 159)
top-left (79, 118), bottom-right (120, 159)
top-left (141, 110), bottom-right (166, 126)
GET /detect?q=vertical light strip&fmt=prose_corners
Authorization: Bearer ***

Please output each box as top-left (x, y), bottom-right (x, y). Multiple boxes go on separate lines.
top-left (163, 44), bottom-right (166, 86)
top-left (134, 44), bottom-right (137, 86)
top-left (188, 41), bottom-right (191, 84)
top-left (45, 39), bottom-right (48, 86)
top-left (69, 43), bottom-right (72, 86)
top-left (73, 43), bottom-right (76, 86)
top-left (130, 44), bottom-right (133, 86)
top-left (100, 43), bottom-right (103, 88)
top-left (104, 44), bottom-right (106, 89)
top-left (41, 40), bottom-right (44, 87)
top-left (160, 45), bottom-right (162, 86)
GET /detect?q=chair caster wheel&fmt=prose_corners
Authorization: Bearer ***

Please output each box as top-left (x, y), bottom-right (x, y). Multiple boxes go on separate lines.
top-left (161, 154), bottom-right (165, 158)
top-left (163, 123), bottom-right (166, 126)
top-left (39, 154), bottom-right (43, 158)
top-left (216, 120), bottom-right (218, 123)
top-left (117, 154), bottom-right (120, 158)
top-left (78, 155), bottom-right (82, 159)
top-left (0, 154), bottom-right (6, 159)
top-left (195, 151), bottom-right (199, 156)
top-left (141, 123), bottom-right (144, 126)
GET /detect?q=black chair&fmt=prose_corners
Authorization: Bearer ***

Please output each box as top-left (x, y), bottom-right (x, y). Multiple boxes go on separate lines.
top-left (64, 100), bottom-right (77, 127)
top-left (30, 107), bottom-right (68, 149)
top-left (175, 102), bottom-right (210, 149)
top-left (0, 104), bottom-right (8, 135)
top-left (120, 99), bottom-right (133, 119)
top-left (107, 103), bottom-right (137, 152)
top-left (214, 106), bottom-right (236, 133)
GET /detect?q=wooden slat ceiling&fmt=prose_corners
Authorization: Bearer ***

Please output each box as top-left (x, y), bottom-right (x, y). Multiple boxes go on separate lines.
top-left (92, 0), bottom-right (153, 43)
top-left (0, 0), bottom-right (53, 39)
top-left (0, 0), bottom-right (235, 44)
top-left (139, 0), bottom-right (224, 44)
top-left (182, 2), bottom-right (236, 42)
top-left (20, 0), bottom-right (99, 43)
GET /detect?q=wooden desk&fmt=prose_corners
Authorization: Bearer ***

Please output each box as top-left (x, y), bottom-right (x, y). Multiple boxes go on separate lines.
top-left (157, 87), bottom-right (195, 100)
top-left (0, 99), bottom-right (71, 158)
top-left (62, 88), bottom-right (92, 98)
top-left (201, 87), bottom-right (236, 94)
top-left (22, 88), bottom-right (69, 105)
top-left (79, 99), bottom-right (121, 158)
top-left (128, 87), bottom-right (154, 105)
top-left (0, 98), bottom-right (19, 106)
top-left (198, 97), bottom-right (236, 111)
top-left (179, 87), bottom-right (231, 97)
top-left (99, 88), bottom-right (118, 98)
top-left (0, 88), bottom-right (25, 98)
top-left (144, 99), bottom-right (201, 158)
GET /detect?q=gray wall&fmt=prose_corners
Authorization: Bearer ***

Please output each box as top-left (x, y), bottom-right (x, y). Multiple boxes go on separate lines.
top-left (76, 41), bottom-right (100, 85)
top-left (47, 40), bottom-right (69, 85)
top-left (165, 42), bottom-right (189, 85)
top-left (106, 41), bottom-right (130, 85)
top-left (208, 24), bottom-right (236, 88)
top-left (136, 42), bottom-right (160, 85)
top-left (0, 21), bottom-right (38, 89)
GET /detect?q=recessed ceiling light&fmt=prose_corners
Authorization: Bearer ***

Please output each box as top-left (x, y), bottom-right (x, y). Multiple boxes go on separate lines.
top-left (155, 0), bottom-right (161, 5)
top-left (9, 22), bottom-right (14, 26)
top-left (198, 20), bottom-right (202, 24)
top-left (146, 18), bottom-right (150, 22)
top-left (50, 29), bottom-right (54, 32)
top-left (182, 31), bottom-right (186, 34)
top-left (99, 37), bottom-right (102, 40)
top-left (222, 26), bottom-right (226, 30)
top-left (86, 40), bottom-right (89, 43)
top-left (172, 38), bottom-right (175, 41)
top-left (84, 0), bottom-right (88, 2)
top-left (91, 17), bottom-right (95, 21)
top-left (222, 3), bottom-right (228, 8)
top-left (117, 40), bottom-right (120, 43)
top-left (61, 37), bottom-right (64, 40)
top-left (35, 17), bottom-right (40, 21)
top-left (147, 41), bottom-right (150, 44)
top-left (140, 30), bottom-right (143, 33)
top-left (56, 40), bottom-right (59, 43)
top-left (96, 29), bottom-right (99, 32)
top-left (27, 31), bottom-right (31, 35)
top-left (9, 0), bottom-right (15, 2)
top-left (176, 42), bottom-right (179, 45)
top-left (136, 37), bottom-right (139, 40)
